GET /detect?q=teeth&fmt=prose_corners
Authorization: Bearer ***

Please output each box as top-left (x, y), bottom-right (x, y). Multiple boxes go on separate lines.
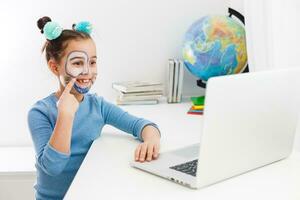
top-left (77, 79), bottom-right (90, 83)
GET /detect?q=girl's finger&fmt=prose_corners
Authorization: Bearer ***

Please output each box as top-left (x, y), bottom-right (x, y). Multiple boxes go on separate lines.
top-left (62, 78), bottom-right (76, 95)
top-left (139, 143), bottom-right (148, 162)
top-left (134, 144), bottom-right (142, 161)
top-left (146, 144), bottom-right (154, 161)
top-left (153, 144), bottom-right (160, 159)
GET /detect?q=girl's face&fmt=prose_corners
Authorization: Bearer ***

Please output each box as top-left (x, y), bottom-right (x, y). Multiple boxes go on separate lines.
top-left (57, 39), bottom-right (97, 94)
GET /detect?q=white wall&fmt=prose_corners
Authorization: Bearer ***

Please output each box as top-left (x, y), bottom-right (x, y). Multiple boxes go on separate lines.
top-left (244, 0), bottom-right (300, 74)
top-left (0, 0), bottom-right (229, 146)
top-left (228, 0), bottom-right (244, 15)
top-left (244, 0), bottom-right (274, 72)
top-left (270, 0), bottom-right (300, 69)
top-left (271, 0), bottom-right (300, 152)
top-left (244, 0), bottom-right (300, 151)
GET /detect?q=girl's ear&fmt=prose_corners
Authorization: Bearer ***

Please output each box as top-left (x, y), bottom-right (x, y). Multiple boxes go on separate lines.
top-left (48, 59), bottom-right (60, 76)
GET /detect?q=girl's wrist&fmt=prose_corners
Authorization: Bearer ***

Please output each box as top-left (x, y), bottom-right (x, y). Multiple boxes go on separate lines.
top-left (58, 110), bottom-right (75, 120)
top-left (141, 125), bottom-right (161, 141)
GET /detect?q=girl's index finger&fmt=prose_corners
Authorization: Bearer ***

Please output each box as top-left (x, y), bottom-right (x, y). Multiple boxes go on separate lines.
top-left (63, 78), bottom-right (76, 94)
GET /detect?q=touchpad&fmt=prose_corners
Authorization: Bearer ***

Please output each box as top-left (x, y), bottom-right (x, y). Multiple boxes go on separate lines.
top-left (171, 143), bottom-right (200, 159)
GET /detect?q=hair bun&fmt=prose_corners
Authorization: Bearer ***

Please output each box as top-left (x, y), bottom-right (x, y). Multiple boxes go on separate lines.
top-left (37, 16), bottom-right (52, 34)
top-left (73, 21), bottom-right (93, 35)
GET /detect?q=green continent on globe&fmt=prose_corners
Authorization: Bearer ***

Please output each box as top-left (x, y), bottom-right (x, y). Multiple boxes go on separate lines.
top-left (182, 15), bottom-right (247, 81)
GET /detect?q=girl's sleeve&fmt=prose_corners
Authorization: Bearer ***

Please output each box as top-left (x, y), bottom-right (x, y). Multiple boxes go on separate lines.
top-left (96, 96), bottom-right (160, 141)
top-left (27, 102), bottom-right (70, 176)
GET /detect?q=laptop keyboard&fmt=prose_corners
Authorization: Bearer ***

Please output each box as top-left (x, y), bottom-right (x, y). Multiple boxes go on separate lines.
top-left (170, 159), bottom-right (198, 177)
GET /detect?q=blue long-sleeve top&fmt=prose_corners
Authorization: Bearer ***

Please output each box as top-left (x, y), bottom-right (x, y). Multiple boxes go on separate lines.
top-left (27, 93), bottom-right (159, 200)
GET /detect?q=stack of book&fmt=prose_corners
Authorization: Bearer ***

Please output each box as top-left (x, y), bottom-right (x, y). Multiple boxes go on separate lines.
top-left (112, 81), bottom-right (164, 105)
top-left (167, 59), bottom-right (184, 103)
top-left (187, 96), bottom-right (205, 115)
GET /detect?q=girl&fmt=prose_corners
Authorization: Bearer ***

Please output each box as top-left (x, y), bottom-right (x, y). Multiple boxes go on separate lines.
top-left (28, 16), bottom-right (161, 200)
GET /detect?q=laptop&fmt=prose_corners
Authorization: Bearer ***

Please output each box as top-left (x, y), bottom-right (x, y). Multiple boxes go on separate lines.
top-left (130, 68), bottom-right (300, 189)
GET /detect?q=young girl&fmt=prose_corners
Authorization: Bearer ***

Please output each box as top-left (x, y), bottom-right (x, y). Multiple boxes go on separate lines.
top-left (28, 16), bottom-right (161, 200)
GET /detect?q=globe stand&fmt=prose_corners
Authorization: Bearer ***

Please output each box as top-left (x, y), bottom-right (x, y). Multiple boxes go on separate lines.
top-left (196, 7), bottom-right (249, 89)
top-left (197, 79), bottom-right (207, 88)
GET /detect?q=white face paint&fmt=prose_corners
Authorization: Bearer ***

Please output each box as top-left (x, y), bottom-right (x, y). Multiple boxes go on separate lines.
top-left (60, 51), bottom-right (98, 94)
top-left (65, 51), bottom-right (97, 78)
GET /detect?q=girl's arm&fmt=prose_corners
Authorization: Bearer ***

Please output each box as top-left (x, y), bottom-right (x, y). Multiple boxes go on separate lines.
top-left (28, 79), bottom-right (78, 176)
top-left (96, 96), bottom-right (161, 162)
top-left (49, 79), bottom-right (78, 154)
top-left (48, 112), bottom-right (74, 154)
top-left (28, 106), bottom-right (71, 176)
top-left (135, 125), bottom-right (161, 162)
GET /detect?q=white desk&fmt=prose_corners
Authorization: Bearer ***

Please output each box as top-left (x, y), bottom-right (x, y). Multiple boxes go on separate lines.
top-left (65, 102), bottom-right (300, 200)
top-left (0, 146), bottom-right (36, 176)
top-left (0, 146), bottom-right (36, 199)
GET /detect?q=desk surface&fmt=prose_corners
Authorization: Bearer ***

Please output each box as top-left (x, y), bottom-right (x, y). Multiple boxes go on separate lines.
top-left (65, 102), bottom-right (300, 200)
top-left (0, 146), bottom-right (35, 175)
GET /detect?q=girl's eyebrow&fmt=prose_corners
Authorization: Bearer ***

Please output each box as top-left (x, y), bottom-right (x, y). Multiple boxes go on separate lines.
top-left (69, 56), bottom-right (86, 61)
top-left (91, 56), bottom-right (97, 59)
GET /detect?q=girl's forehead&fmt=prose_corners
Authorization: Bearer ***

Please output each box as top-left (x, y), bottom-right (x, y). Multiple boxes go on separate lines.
top-left (64, 39), bottom-right (97, 58)
top-left (67, 51), bottom-right (88, 60)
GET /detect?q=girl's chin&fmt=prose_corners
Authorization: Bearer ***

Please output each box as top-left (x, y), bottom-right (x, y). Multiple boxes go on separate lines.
top-left (72, 83), bottom-right (93, 94)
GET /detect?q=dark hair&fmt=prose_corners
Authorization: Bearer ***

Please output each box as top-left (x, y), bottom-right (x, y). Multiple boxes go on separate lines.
top-left (37, 16), bottom-right (92, 63)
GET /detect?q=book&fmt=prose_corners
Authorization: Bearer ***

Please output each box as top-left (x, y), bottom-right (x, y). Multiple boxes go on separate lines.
top-left (167, 59), bottom-right (175, 103)
top-left (112, 81), bottom-right (163, 93)
top-left (192, 105), bottom-right (204, 110)
top-left (187, 108), bottom-right (203, 115)
top-left (167, 59), bottom-right (184, 103)
top-left (176, 60), bottom-right (184, 102)
top-left (173, 59), bottom-right (179, 103)
top-left (191, 96), bottom-right (205, 106)
top-left (119, 94), bottom-right (163, 101)
top-left (119, 90), bottom-right (163, 97)
top-left (187, 111), bottom-right (203, 115)
top-left (116, 98), bottom-right (159, 105)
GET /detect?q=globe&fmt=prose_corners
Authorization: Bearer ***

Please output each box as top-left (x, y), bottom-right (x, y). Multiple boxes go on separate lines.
top-left (182, 15), bottom-right (248, 82)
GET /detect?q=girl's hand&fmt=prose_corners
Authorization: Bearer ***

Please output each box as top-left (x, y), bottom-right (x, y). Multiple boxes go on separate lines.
top-left (57, 78), bottom-right (79, 117)
top-left (135, 125), bottom-right (161, 162)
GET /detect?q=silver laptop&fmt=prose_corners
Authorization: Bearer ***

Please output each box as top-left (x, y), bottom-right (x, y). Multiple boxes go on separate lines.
top-left (130, 68), bottom-right (300, 189)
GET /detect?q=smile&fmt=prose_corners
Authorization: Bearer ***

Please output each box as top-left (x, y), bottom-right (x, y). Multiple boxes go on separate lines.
top-left (75, 78), bottom-right (91, 88)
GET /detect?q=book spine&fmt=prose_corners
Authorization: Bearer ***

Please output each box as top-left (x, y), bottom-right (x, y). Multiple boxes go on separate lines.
top-left (119, 91), bottom-right (163, 97)
top-left (112, 83), bottom-right (126, 93)
top-left (119, 95), bottom-right (162, 101)
top-left (124, 87), bottom-right (163, 93)
top-left (173, 59), bottom-right (179, 103)
top-left (116, 99), bottom-right (158, 105)
top-left (176, 60), bottom-right (184, 103)
top-left (167, 59), bottom-right (175, 103)
top-left (112, 82), bottom-right (163, 93)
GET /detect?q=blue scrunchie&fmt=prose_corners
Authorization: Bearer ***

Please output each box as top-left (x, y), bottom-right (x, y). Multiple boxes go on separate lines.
top-left (43, 21), bottom-right (63, 40)
top-left (74, 21), bottom-right (92, 34)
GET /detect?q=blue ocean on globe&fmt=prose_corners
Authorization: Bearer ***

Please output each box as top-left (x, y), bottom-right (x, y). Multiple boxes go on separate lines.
top-left (182, 15), bottom-right (248, 81)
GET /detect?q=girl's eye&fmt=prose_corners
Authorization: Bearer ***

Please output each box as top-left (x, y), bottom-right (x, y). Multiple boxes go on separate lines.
top-left (72, 61), bottom-right (84, 66)
top-left (90, 61), bottom-right (97, 66)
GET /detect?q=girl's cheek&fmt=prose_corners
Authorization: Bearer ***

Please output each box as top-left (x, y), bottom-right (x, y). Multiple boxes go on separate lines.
top-left (91, 73), bottom-right (98, 84)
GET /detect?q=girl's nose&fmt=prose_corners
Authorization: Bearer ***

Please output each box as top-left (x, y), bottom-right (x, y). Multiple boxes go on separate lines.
top-left (81, 65), bottom-right (89, 75)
